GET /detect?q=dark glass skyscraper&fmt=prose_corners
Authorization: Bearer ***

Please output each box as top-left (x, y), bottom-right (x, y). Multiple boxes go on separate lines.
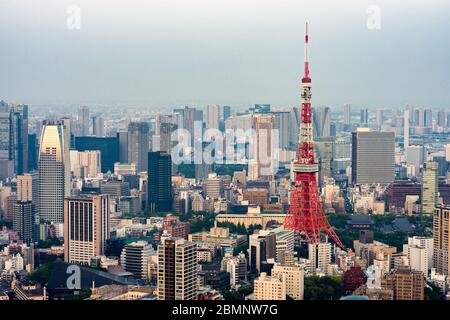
top-left (27, 133), bottom-right (38, 171)
top-left (148, 151), bottom-right (172, 213)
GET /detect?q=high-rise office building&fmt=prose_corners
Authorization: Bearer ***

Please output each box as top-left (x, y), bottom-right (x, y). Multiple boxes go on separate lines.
top-left (92, 115), bottom-right (105, 137)
top-left (117, 131), bottom-right (129, 163)
top-left (78, 106), bottom-right (90, 136)
top-left (206, 104), bottom-right (220, 130)
top-left (0, 104), bottom-right (29, 178)
top-left (148, 151), bottom-right (172, 212)
top-left (422, 162), bottom-right (438, 214)
top-left (343, 104), bottom-right (351, 125)
top-left (17, 172), bottom-right (39, 241)
top-left (120, 241), bottom-right (152, 281)
top-left (351, 129), bottom-right (395, 185)
top-left (157, 237), bottom-right (197, 300)
top-left (128, 122), bottom-right (150, 172)
top-left (159, 122), bottom-right (177, 154)
top-left (222, 105), bottom-right (231, 123)
top-left (11, 104), bottom-right (29, 175)
top-left (433, 205), bottom-right (450, 275)
top-left (64, 195), bottom-right (110, 265)
top-left (252, 114), bottom-right (275, 177)
top-left (39, 122), bottom-right (70, 231)
top-left (0, 109), bottom-right (13, 180)
top-left (404, 109), bottom-right (410, 148)
top-left (12, 201), bottom-right (33, 244)
top-left (272, 110), bottom-right (296, 148)
top-left (27, 133), bottom-right (38, 171)
top-left (360, 108), bottom-right (368, 125)
top-left (375, 109), bottom-right (384, 130)
top-left (437, 110), bottom-right (446, 128)
top-left (253, 272), bottom-right (286, 300)
top-left (313, 106), bottom-right (331, 138)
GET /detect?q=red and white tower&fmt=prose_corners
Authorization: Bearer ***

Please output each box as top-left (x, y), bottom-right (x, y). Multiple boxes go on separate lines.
top-left (284, 22), bottom-right (344, 248)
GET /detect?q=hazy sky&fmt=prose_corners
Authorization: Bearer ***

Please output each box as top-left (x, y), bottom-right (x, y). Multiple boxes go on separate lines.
top-left (1, 0), bottom-right (449, 109)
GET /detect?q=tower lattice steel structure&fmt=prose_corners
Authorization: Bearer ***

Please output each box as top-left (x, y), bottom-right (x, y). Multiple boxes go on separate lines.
top-left (284, 22), bottom-right (344, 248)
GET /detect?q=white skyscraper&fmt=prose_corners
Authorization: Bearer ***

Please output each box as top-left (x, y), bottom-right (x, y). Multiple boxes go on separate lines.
top-left (404, 109), bottom-right (410, 148)
top-left (343, 104), bottom-right (351, 125)
top-left (78, 106), bottom-right (90, 136)
top-left (39, 122), bottom-right (70, 236)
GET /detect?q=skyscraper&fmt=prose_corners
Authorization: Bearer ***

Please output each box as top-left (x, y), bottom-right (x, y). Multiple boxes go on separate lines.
top-left (252, 114), bottom-right (275, 178)
top-left (360, 108), bottom-right (368, 125)
top-left (375, 109), bottom-right (384, 130)
top-left (404, 109), bottom-right (410, 148)
top-left (433, 205), bottom-right (450, 275)
top-left (222, 105), bottom-right (231, 123)
top-left (0, 109), bottom-right (13, 180)
top-left (12, 201), bottom-right (33, 244)
top-left (313, 106), bottom-right (331, 138)
top-left (148, 151), bottom-right (172, 213)
top-left (206, 104), bottom-right (220, 130)
top-left (351, 129), bottom-right (395, 185)
top-left (92, 115), bottom-right (105, 137)
top-left (128, 122), bottom-right (150, 172)
top-left (27, 133), bottom-right (38, 171)
top-left (157, 237), bottom-right (197, 300)
top-left (159, 122), bottom-right (177, 154)
top-left (39, 121), bottom-right (70, 233)
top-left (17, 172), bottom-right (39, 241)
top-left (117, 131), bottom-right (129, 163)
top-left (64, 195), bottom-right (110, 265)
top-left (11, 104), bottom-right (29, 175)
top-left (422, 162), bottom-right (438, 214)
top-left (0, 104), bottom-right (29, 178)
top-left (78, 106), bottom-right (90, 136)
top-left (343, 104), bottom-right (351, 125)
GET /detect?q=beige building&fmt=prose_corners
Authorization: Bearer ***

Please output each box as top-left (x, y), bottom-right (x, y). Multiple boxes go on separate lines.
top-left (381, 267), bottom-right (424, 300)
top-left (157, 237), bottom-right (197, 300)
top-left (252, 115), bottom-right (275, 178)
top-left (215, 207), bottom-right (285, 228)
top-left (433, 206), bottom-right (450, 275)
top-left (253, 272), bottom-right (286, 300)
top-left (272, 263), bottom-right (304, 300)
top-left (422, 162), bottom-right (438, 214)
top-left (64, 195), bottom-right (110, 265)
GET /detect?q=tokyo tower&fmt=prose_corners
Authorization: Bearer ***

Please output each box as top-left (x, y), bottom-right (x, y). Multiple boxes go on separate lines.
top-left (284, 22), bottom-right (344, 248)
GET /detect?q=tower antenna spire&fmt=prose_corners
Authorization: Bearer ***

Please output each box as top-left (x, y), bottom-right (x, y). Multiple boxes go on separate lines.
top-left (304, 21), bottom-right (309, 79)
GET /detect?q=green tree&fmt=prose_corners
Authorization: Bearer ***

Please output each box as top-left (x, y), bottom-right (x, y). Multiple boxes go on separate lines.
top-left (304, 276), bottom-right (344, 300)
